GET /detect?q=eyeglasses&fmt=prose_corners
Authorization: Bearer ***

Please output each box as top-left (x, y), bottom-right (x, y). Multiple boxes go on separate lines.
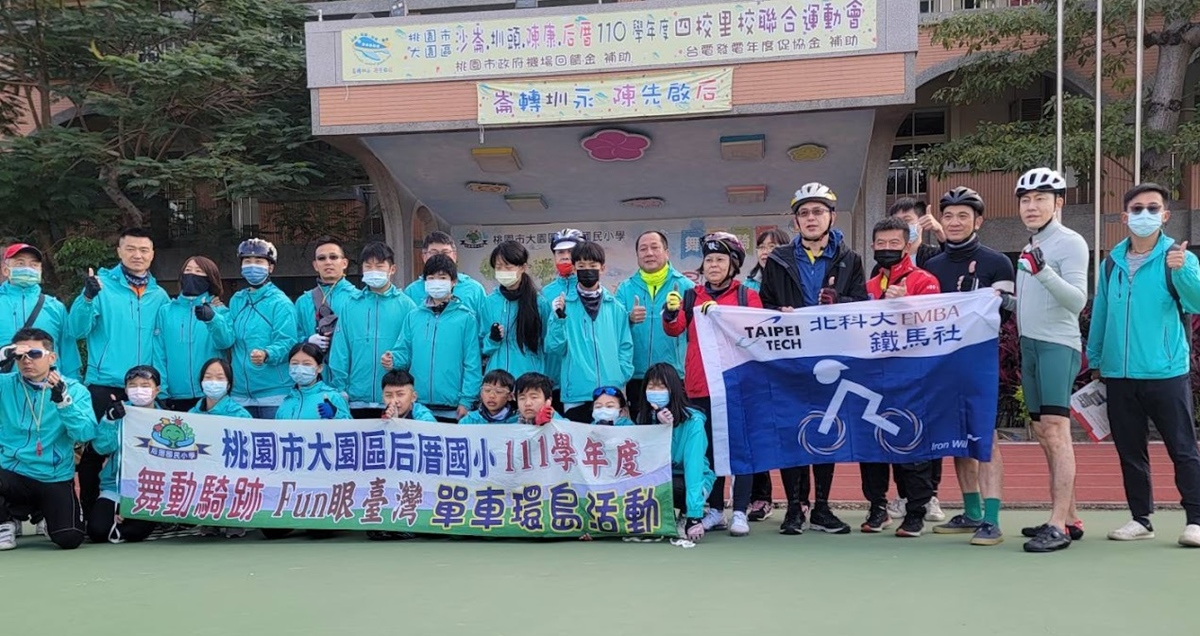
top-left (1128, 205), bottom-right (1163, 215)
top-left (481, 386), bottom-right (511, 397)
top-left (315, 254), bottom-right (343, 262)
top-left (592, 386), bottom-right (622, 399)
top-left (425, 249), bottom-right (455, 257)
top-left (13, 349), bottom-right (47, 361)
top-left (794, 207), bottom-right (830, 219)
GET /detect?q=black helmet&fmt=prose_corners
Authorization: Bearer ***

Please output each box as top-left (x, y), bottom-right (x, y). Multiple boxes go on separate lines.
top-left (940, 186), bottom-right (985, 216)
top-left (702, 232), bottom-right (746, 275)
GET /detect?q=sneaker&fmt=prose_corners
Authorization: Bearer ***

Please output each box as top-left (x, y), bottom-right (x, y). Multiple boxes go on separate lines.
top-left (924, 497), bottom-right (947, 522)
top-left (970, 522), bottom-right (1004, 546)
top-left (701, 508), bottom-right (727, 531)
top-left (747, 500), bottom-right (773, 522)
top-left (35, 520), bottom-right (46, 536)
top-left (1180, 524), bottom-right (1200, 547)
top-left (779, 503), bottom-right (807, 535)
top-left (1107, 520), bottom-right (1155, 541)
top-left (0, 521), bottom-right (17, 550)
top-left (366, 530), bottom-right (416, 541)
top-left (886, 497), bottom-right (907, 520)
top-left (224, 527), bottom-right (247, 539)
top-left (13, 523), bottom-right (22, 538)
top-left (1023, 525), bottom-right (1071, 552)
top-left (197, 526), bottom-right (220, 537)
top-left (933, 514), bottom-right (982, 534)
top-left (809, 505), bottom-right (851, 534)
top-left (895, 514), bottom-right (924, 537)
top-left (1023, 521), bottom-right (1085, 541)
top-left (861, 507), bottom-right (891, 533)
top-left (729, 511), bottom-right (751, 537)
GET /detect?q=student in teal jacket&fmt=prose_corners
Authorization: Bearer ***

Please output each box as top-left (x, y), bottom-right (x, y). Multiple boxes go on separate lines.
top-left (153, 256), bottom-right (234, 411)
top-left (404, 232), bottom-right (487, 320)
top-left (384, 254), bottom-right (482, 422)
top-left (0, 243), bottom-right (81, 379)
top-left (380, 370), bottom-right (438, 422)
top-left (460, 369), bottom-right (519, 424)
top-left (590, 385), bottom-right (636, 427)
top-left (228, 239), bottom-right (296, 419)
top-left (482, 241), bottom-right (550, 378)
top-left (275, 342), bottom-right (351, 420)
top-left (542, 231), bottom-right (583, 400)
top-left (189, 358), bottom-right (253, 418)
top-left (329, 242), bottom-right (417, 419)
top-left (294, 237), bottom-right (357, 370)
top-left (545, 241), bottom-right (633, 423)
top-left (89, 365), bottom-right (162, 544)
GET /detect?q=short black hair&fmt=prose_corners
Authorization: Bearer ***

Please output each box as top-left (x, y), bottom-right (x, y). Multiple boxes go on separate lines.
top-left (311, 236), bottom-right (344, 258)
top-left (636, 231), bottom-right (669, 251)
top-left (571, 241), bottom-right (605, 265)
top-left (872, 217), bottom-right (910, 241)
top-left (1123, 183), bottom-right (1170, 209)
top-left (423, 253), bottom-right (457, 279)
top-left (124, 364), bottom-right (162, 386)
top-left (287, 341), bottom-right (326, 366)
top-left (593, 386), bottom-right (628, 409)
top-left (515, 372), bottom-right (553, 399)
top-left (888, 197), bottom-right (921, 218)
top-left (382, 369), bottom-right (415, 390)
top-left (198, 357), bottom-right (233, 394)
top-left (422, 231), bottom-right (454, 250)
top-left (119, 227), bottom-right (154, 246)
top-left (12, 327), bottom-right (53, 349)
top-left (482, 369), bottom-right (516, 391)
top-left (360, 241), bottom-right (394, 265)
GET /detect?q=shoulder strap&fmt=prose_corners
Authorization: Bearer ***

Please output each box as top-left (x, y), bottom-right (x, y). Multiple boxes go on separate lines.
top-left (737, 284), bottom-right (748, 307)
top-left (22, 294), bottom-right (45, 331)
top-left (1103, 255), bottom-right (1115, 286)
top-left (682, 288), bottom-right (697, 325)
top-left (312, 285), bottom-right (326, 311)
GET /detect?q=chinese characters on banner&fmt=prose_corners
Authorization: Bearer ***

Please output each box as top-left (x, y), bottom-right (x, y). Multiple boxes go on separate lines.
top-left (478, 67), bottom-right (732, 125)
top-left (119, 410), bottom-right (675, 538)
top-left (343, 0), bottom-right (876, 82)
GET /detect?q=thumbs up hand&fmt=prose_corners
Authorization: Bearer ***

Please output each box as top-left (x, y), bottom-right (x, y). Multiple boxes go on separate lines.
top-left (83, 267), bottom-right (102, 300)
top-left (818, 277), bottom-right (839, 305)
top-left (194, 302), bottom-right (215, 323)
top-left (957, 260), bottom-right (979, 292)
top-left (665, 290), bottom-right (682, 313)
top-left (1168, 241), bottom-right (1189, 270)
top-left (317, 397), bottom-right (338, 420)
top-left (629, 295), bottom-right (647, 324)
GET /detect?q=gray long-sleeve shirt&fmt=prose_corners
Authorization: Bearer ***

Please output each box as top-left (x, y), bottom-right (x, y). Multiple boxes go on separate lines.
top-left (1016, 219), bottom-right (1090, 352)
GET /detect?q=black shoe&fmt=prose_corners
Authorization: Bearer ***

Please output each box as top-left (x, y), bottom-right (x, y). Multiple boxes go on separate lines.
top-left (1023, 525), bottom-right (1071, 553)
top-left (896, 514), bottom-right (924, 537)
top-left (366, 530), bottom-right (416, 541)
top-left (1021, 522), bottom-right (1084, 541)
top-left (861, 506), bottom-right (890, 533)
top-left (970, 522), bottom-right (1004, 546)
top-left (779, 503), bottom-right (807, 535)
top-left (809, 505), bottom-right (851, 534)
top-left (932, 514), bottom-right (982, 534)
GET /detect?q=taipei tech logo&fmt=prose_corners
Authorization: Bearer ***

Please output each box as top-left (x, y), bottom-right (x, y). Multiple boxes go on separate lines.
top-left (136, 416), bottom-right (210, 460)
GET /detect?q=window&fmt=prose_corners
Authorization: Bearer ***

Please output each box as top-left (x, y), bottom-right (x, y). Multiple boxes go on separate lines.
top-left (888, 110), bottom-right (948, 197)
top-left (164, 183), bottom-right (197, 239)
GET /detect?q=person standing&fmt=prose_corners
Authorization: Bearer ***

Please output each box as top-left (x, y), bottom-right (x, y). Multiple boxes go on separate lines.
top-left (404, 231), bottom-right (487, 319)
top-left (295, 237), bottom-right (356, 378)
top-left (153, 256), bottom-right (233, 411)
top-left (1087, 182), bottom-right (1200, 548)
top-left (542, 228), bottom-right (583, 409)
top-left (0, 243), bottom-right (80, 380)
top-left (228, 238), bottom-right (297, 419)
top-left (482, 241), bottom-right (549, 379)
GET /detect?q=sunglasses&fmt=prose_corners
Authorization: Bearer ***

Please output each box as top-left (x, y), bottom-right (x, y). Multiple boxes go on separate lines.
top-left (592, 386), bottom-right (622, 399)
top-left (13, 349), bottom-right (48, 361)
top-left (1128, 205), bottom-right (1163, 215)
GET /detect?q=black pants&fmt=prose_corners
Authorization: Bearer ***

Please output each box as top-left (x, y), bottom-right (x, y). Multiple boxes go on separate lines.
top-left (864, 462), bottom-right (933, 517)
top-left (163, 398), bottom-right (198, 412)
top-left (0, 468), bottom-right (85, 549)
top-left (625, 378), bottom-right (646, 422)
top-left (751, 472), bottom-right (773, 502)
top-left (87, 497), bottom-right (156, 544)
top-left (563, 403), bottom-right (594, 424)
top-left (351, 407), bottom-right (384, 420)
top-left (780, 464), bottom-right (835, 508)
top-left (895, 459), bottom-right (943, 498)
top-left (1107, 375), bottom-right (1200, 525)
top-left (79, 385), bottom-right (125, 520)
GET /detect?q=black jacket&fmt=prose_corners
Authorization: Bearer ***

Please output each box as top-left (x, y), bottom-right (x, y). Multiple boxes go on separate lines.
top-left (758, 241), bottom-right (868, 310)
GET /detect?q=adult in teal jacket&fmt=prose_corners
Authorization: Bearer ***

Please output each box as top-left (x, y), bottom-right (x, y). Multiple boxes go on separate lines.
top-left (67, 227), bottom-right (169, 520)
top-left (89, 365), bottom-right (163, 544)
top-left (275, 342), bottom-right (351, 420)
top-left (384, 255), bottom-right (482, 422)
top-left (153, 256), bottom-right (234, 411)
top-left (328, 242), bottom-right (416, 418)
top-left (542, 228), bottom-right (584, 397)
top-left (481, 241), bottom-right (549, 378)
top-left (545, 241), bottom-right (633, 422)
top-left (614, 230), bottom-right (694, 414)
top-left (1085, 183), bottom-right (1200, 547)
top-left (403, 231), bottom-right (487, 319)
top-left (0, 327), bottom-right (95, 550)
top-left (228, 239), bottom-right (297, 419)
top-left (0, 243), bottom-right (81, 379)
top-left (294, 238), bottom-right (357, 378)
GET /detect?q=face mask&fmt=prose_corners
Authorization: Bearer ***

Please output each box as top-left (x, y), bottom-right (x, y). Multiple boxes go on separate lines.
top-left (576, 269), bottom-right (601, 288)
top-left (127, 387), bottom-right (155, 407)
top-left (1127, 211), bottom-right (1163, 238)
top-left (908, 224), bottom-right (920, 243)
top-left (242, 264), bottom-right (269, 286)
top-left (362, 271), bottom-right (390, 289)
top-left (289, 364), bottom-right (318, 386)
top-left (495, 270), bottom-right (521, 287)
top-left (556, 262), bottom-right (574, 277)
top-left (874, 249), bottom-right (904, 269)
top-left (593, 407), bottom-right (620, 423)
top-left (201, 380), bottom-right (228, 400)
top-left (645, 389), bottom-right (670, 408)
top-left (425, 279), bottom-right (453, 300)
top-left (7, 266), bottom-right (41, 288)
top-left (179, 273), bottom-right (210, 297)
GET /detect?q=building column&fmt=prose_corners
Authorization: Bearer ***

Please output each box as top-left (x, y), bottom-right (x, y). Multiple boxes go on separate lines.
top-left (855, 105), bottom-right (911, 258)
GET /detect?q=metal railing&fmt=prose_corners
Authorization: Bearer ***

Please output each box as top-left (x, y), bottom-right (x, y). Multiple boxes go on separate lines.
top-left (920, 0), bottom-right (1037, 15)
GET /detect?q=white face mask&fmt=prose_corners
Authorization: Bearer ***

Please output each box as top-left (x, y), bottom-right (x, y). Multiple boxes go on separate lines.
top-left (201, 380), bottom-right (228, 400)
top-left (127, 387), bottom-right (155, 407)
top-left (495, 270), bottom-right (521, 287)
top-left (425, 279), bottom-right (453, 300)
top-left (592, 407), bottom-right (620, 423)
top-left (362, 270), bottom-right (390, 289)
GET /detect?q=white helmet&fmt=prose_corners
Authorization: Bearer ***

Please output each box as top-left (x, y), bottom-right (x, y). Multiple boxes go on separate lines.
top-left (790, 182), bottom-right (838, 212)
top-left (237, 238), bottom-right (278, 263)
top-left (550, 228), bottom-right (583, 252)
top-left (1015, 168), bottom-right (1067, 197)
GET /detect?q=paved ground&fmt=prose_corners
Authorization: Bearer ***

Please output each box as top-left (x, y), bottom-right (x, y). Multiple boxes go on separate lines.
top-left (2, 509), bottom-right (1196, 634)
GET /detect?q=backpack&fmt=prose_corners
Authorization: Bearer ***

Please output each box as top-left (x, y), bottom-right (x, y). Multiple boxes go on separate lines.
top-left (682, 285), bottom-right (749, 327)
top-left (1102, 254), bottom-right (1190, 348)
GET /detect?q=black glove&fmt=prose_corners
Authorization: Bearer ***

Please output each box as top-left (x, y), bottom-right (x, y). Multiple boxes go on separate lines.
top-left (83, 274), bottom-right (102, 300)
top-left (49, 380), bottom-right (67, 404)
top-left (555, 306), bottom-right (566, 319)
top-left (818, 287), bottom-right (838, 305)
top-left (194, 303), bottom-right (215, 322)
top-left (105, 401), bottom-right (126, 421)
top-left (489, 323), bottom-right (503, 342)
top-left (1018, 246), bottom-right (1046, 276)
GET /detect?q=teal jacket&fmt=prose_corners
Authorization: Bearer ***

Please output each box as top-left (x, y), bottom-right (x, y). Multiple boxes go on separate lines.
top-left (1087, 234), bottom-right (1200, 380)
top-left (404, 273), bottom-right (487, 319)
top-left (544, 288), bottom-right (634, 405)
top-left (481, 287), bottom-right (551, 378)
top-left (275, 380), bottom-right (352, 420)
top-left (189, 395), bottom-right (254, 418)
top-left (68, 266), bottom-right (170, 387)
top-left (228, 282), bottom-right (297, 402)
top-left (614, 267), bottom-right (694, 379)
top-left (0, 283), bottom-right (81, 379)
top-left (460, 406), bottom-right (519, 424)
top-left (744, 276), bottom-right (762, 292)
top-left (153, 293), bottom-right (235, 400)
top-left (540, 274), bottom-right (575, 389)
top-left (0, 374), bottom-right (94, 482)
top-left (388, 299), bottom-right (482, 409)
top-left (671, 408), bottom-right (715, 519)
top-left (93, 405), bottom-right (130, 497)
top-left (329, 286), bottom-right (417, 407)
top-left (294, 278), bottom-right (357, 340)
top-left (389, 402), bottom-right (438, 422)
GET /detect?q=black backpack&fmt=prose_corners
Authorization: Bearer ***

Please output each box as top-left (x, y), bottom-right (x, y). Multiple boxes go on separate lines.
top-left (1102, 254), bottom-right (1190, 348)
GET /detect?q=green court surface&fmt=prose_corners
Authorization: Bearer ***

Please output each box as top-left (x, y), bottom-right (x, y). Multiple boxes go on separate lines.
top-left (1, 509), bottom-right (1194, 635)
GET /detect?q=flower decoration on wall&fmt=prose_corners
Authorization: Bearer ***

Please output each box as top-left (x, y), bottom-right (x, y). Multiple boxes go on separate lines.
top-left (581, 129), bottom-right (651, 162)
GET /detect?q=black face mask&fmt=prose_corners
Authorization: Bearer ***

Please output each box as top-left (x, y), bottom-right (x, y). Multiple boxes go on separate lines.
top-left (180, 273), bottom-right (210, 297)
top-left (874, 250), bottom-right (904, 269)
top-left (576, 269), bottom-right (601, 288)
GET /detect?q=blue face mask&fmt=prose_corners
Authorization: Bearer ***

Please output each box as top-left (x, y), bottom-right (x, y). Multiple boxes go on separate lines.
top-left (425, 279), bottom-right (453, 300)
top-left (7, 266), bottom-right (41, 288)
top-left (242, 264), bottom-right (269, 286)
top-left (908, 224), bottom-right (920, 243)
top-left (1127, 211), bottom-right (1163, 238)
top-left (289, 364), bottom-right (318, 386)
top-left (645, 389), bottom-right (670, 408)
top-left (201, 380), bottom-right (228, 400)
top-left (362, 271), bottom-right (390, 289)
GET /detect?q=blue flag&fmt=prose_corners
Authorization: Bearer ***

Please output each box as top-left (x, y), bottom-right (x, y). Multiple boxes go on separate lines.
top-left (694, 291), bottom-right (1001, 476)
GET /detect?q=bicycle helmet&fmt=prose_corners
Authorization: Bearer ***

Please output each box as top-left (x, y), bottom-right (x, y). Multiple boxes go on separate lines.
top-left (702, 232), bottom-right (746, 274)
top-left (237, 238), bottom-right (277, 263)
top-left (790, 183), bottom-right (837, 213)
top-left (940, 186), bottom-right (985, 216)
top-left (1014, 168), bottom-right (1067, 197)
top-left (550, 228), bottom-right (584, 252)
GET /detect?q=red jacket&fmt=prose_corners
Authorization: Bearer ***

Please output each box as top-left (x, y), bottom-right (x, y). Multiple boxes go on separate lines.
top-left (663, 279), bottom-right (762, 398)
top-left (867, 257), bottom-right (941, 300)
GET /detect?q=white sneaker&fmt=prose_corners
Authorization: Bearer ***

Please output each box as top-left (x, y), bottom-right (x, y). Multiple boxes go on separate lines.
top-left (925, 496), bottom-right (947, 522)
top-left (35, 520), bottom-right (46, 536)
top-left (886, 497), bottom-right (907, 520)
top-left (1108, 520), bottom-right (1155, 541)
top-left (0, 521), bottom-right (17, 550)
top-left (1179, 524), bottom-right (1200, 547)
top-left (701, 508), bottom-right (727, 531)
top-left (729, 511), bottom-right (751, 537)
top-left (14, 522), bottom-right (22, 538)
